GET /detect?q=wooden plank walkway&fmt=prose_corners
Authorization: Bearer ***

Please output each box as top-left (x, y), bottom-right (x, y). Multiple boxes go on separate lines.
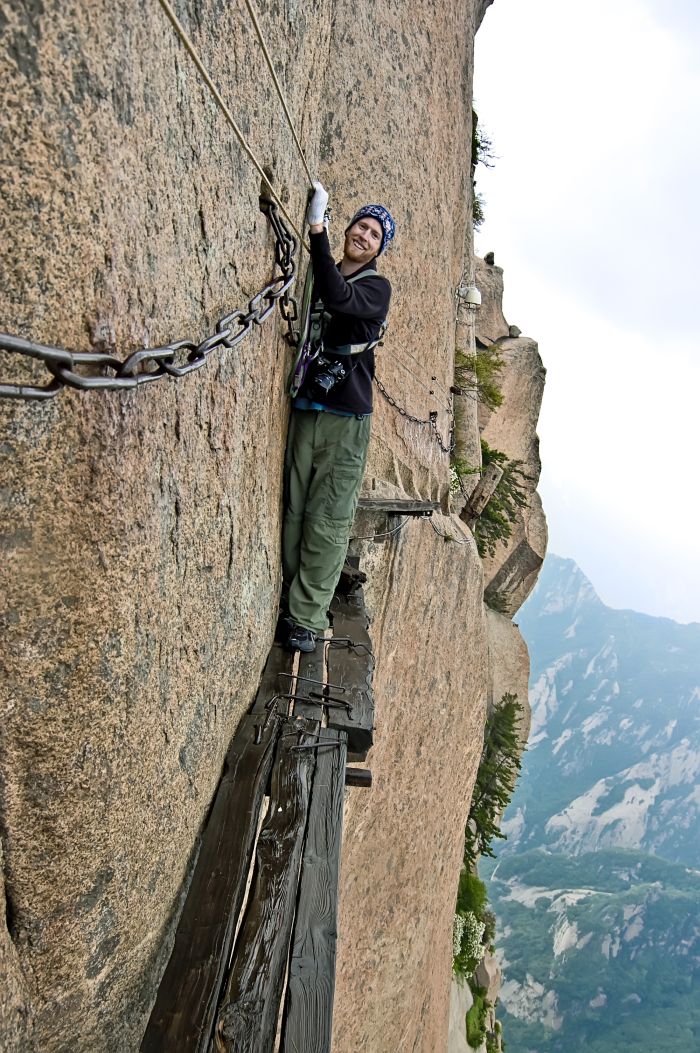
top-left (357, 496), bottom-right (439, 516)
top-left (326, 590), bottom-right (375, 760)
top-left (141, 712), bottom-right (279, 1053)
top-left (142, 576), bottom-right (375, 1053)
top-left (282, 726), bottom-right (347, 1053)
top-left (214, 720), bottom-right (317, 1053)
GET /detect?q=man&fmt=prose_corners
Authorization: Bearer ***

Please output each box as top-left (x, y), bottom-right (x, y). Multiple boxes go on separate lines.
top-left (281, 182), bottom-right (395, 652)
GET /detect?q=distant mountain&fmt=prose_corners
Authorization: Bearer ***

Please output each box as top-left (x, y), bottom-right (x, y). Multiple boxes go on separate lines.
top-left (505, 555), bottom-right (700, 866)
top-left (485, 847), bottom-right (700, 1053)
top-left (484, 555), bottom-right (700, 1052)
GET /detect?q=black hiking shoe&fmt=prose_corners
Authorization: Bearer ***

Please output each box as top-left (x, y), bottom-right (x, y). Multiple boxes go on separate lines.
top-left (275, 611), bottom-right (294, 644)
top-left (286, 624), bottom-right (317, 653)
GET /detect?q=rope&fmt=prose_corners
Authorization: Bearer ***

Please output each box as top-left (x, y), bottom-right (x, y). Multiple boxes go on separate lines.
top-left (391, 354), bottom-right (452, 413)
top-left (241, 0), bottom-right (315, 187)
top-left (350, 516), bottom-right (411, 542)
top-left (400, 343), bottom-right (453, 402)
top-left (156, 0), bottom-right (309, 253)
top-left (429, 517), bottom-right (473, 546)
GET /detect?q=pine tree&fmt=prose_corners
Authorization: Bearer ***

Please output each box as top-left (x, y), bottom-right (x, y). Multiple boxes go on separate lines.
top-left (473, 441), bottom-right (531, 558)
top-left (464, 693), bottom-right (524, 868)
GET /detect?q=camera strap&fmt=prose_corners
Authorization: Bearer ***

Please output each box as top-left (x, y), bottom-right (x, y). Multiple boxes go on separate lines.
top-left (288, 267), bottom-right (387, 397)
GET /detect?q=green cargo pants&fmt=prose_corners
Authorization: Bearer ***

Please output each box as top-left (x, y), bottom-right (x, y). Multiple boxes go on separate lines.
top-left (282, 408), bottom-right (371, 632)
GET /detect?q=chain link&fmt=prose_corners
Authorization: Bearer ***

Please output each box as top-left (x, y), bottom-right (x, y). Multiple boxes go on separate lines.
top-left (0, 200), bottom-right (299, 401)
top-left (374, 376), bottom-right (454, 455)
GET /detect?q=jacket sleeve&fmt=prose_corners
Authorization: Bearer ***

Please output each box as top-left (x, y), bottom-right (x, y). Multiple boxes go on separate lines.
top-left (309, 230), bottom-right (391, 318)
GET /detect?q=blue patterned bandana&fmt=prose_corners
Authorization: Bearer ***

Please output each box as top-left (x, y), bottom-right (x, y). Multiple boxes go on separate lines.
top-left (346, 204), bottom-right (396, 255)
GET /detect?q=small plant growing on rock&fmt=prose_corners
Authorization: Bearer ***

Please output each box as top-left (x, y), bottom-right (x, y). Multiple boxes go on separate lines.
top-left (484, 590), bottom-right (509, 615)
top-left (471, 107), bottom-right (495, 232)
top-left (472, 110), bottom-right (496, 170)
top-left (451, 440), bottom-right (530, 558)
top-left (486, 1032), bottom-right (501, 1053)
top-left (465, 983), bottom-right (490, 1048)
top-left (453, 910), bottom-right (486, 979)
top-left (473, 192), bottom-right (486, 231)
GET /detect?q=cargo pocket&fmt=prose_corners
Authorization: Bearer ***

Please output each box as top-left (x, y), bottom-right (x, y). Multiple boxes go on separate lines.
top-left (323, 464), bottom-right (363, 523)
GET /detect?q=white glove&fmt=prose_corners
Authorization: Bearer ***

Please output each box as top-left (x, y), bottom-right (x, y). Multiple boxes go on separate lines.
top-left (307, 181), bottom-right (329, 226)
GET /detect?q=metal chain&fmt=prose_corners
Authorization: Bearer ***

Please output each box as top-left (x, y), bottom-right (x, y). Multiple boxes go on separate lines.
top-left (0, 200), bottom-right (298, 402)
top-left (374, 376), bottom-right (455, 455)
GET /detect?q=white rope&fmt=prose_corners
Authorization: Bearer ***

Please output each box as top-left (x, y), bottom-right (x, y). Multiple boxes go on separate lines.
top-left (241, 0), bottom-right (315, 187)
top-left (156, 0), bottom-right (309, 253)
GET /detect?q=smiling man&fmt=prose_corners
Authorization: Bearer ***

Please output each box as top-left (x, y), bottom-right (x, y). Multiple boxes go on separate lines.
top-left (281, 183), bottom-right (395, 652)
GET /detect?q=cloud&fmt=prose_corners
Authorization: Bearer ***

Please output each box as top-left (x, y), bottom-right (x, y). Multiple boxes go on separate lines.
top-left (473, 0), bottom-right (700, 621)
top-left (475, 0), bottom-right (700, 340)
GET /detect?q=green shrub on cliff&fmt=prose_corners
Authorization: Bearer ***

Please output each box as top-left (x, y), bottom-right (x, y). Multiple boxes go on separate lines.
top-left (453, 910), bottom-right (486, 978)
top-left (472, 442), bottom-right (531, 558)
top-left (464, 693), bottom-right (524, 868)
top-left (465, 984), bottom-right (490, 1047)
top-left (454, 345), bottom-right (505, 413)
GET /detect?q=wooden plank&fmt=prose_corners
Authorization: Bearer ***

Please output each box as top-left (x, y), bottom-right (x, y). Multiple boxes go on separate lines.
top-left (345, 767), bottom-right (372, 788)
top-left (250, 642), bottom-right (295, 715)
top-left (462, 461), bottom-right (503, 524)
top-left (356, 497), bottom-right (439, 515)
top-left (292, 642), bottom-right (326, 721)
top-left (325, 591), bottom-right (375, 759)
top-left (281, 728), bottom-right (347, 1053)
top-left (213, 720), bottom-right (317, 1053)
top-left (141, 712), bottom-right (278, 1053)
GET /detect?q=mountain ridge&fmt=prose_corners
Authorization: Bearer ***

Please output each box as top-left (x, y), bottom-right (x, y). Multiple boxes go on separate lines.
top-left (486, 553), bottom-right (700, 1052)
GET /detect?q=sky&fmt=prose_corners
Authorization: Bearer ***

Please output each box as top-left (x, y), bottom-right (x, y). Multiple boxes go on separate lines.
top-left (474, 0), bottom-right (700, 624)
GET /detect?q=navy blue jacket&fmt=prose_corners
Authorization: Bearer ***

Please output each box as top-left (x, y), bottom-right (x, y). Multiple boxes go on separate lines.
top-left (296, 230), bottom-right (392, 415)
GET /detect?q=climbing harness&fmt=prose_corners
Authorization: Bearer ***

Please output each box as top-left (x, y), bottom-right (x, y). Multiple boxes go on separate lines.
top-left (0, 201), bottom-right (298, 401)
top-left (288, 267), bottom-right (387, 398)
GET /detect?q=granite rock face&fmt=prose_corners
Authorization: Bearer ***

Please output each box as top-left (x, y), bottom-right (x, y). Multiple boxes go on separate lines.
top-left (485, 607), bottom-right (531, 740)
top-left (1, 2), bottom-right (330, 1049)
top-left (475, 259), bottom-right (548, 616)
top-left (474, 257), bottom-right (510, 345)
top-left (475, 949), bottom-right (502, 1005)
top-left (448, 978), bottom-right (474, 1053)
top-left (335, 516), bottom-right (487, 1053)
top-left (0, 1), bottom-right (536, 1051)
top-left (0, 843), bottom-right (34, 1051)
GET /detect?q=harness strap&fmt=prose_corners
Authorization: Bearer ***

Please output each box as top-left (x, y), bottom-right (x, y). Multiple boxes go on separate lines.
top-left (310, 269), bottom-right (387, 354)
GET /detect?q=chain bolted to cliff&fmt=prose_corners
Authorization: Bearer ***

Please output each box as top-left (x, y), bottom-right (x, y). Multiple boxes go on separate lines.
top-left (0, 0), bottom-right (454, 455)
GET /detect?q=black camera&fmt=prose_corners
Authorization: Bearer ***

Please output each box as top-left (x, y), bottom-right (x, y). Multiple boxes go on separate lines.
top-left (309, 354), bottom-right (352, 398)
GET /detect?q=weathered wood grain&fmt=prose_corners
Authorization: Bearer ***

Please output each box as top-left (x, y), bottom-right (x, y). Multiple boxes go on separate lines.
top-left (356, 497), bottom-right (440, 515)
top-left (141, 712), bottom-right (278, 1053)
top-left (462, 460), bottom-right (503, 523)
top-left (293, 642), bottom-right (326, 721)
top-left (281, 727), bottom-right (347, 1053)
top-left (325, 591), bottom-right (374, 759)
top-left (250, 643), bottom-right (295, 715)
top-left (345, 766), bottom-right (372, 788)
top-left (214, 720), bottom-right (317, 1053)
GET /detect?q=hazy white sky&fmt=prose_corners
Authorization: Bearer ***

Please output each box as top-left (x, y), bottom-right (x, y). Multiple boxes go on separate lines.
top-left (474, 0), bottom-right (700, 624)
